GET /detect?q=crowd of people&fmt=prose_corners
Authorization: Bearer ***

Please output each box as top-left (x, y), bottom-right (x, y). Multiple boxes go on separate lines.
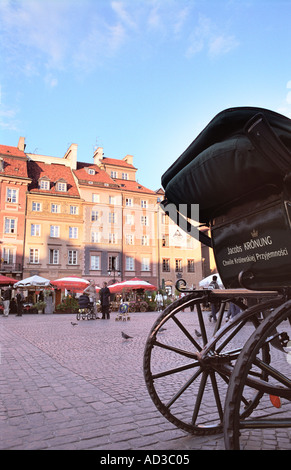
top-left (1, 275), bottom-right (242, 322)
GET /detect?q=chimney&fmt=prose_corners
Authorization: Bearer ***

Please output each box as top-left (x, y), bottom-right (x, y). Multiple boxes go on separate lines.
top-left (123, 154), bottom-right (133, 165)
top-left (18, 137), bottom-right (26, 151)
top-left (93, 147), bottom-right (104, 166)
top-left (63, 143), bottom-right (78, 170)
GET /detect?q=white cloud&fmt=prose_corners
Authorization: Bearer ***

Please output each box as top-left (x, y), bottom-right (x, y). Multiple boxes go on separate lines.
top-left (0, 105), bottom-right (20, 131)
top-left (208, 34), bottom-right (239, 58)
top-left (186, 14), bottom-right (239, 59)
top-left (111, 1), bottom-right (137, 30)
top-left (0, 0), bottom-right (71, 76)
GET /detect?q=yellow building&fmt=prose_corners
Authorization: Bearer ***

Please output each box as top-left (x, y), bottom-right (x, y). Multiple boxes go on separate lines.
top-left (24, 154), bottom-right (83, 280)
top-left (21, 141), bottom-right (206, 291)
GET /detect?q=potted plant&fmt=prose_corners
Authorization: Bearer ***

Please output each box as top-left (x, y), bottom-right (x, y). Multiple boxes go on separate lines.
top-left (33, 301), bottom-right (46, 314)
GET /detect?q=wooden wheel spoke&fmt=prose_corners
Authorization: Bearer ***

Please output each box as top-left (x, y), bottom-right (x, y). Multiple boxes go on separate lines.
top-left (191, 370), bottom-right (208, 425)
top-left (153, 339), bottom-right (199, 360)
top-left (209, 371), bottom-right (224, 422)
top-left (171, 315), bottom-right (202, 351)
top-left (254, 357), bottom-right (291, 389)
top-left (152, 361), bottom-right (199, 380)
top-left (166, 367), bottom-right (202, 409)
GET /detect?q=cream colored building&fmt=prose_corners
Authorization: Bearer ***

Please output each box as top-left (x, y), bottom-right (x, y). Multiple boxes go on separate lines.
top-left (21, 141), bottom-right (207, 291)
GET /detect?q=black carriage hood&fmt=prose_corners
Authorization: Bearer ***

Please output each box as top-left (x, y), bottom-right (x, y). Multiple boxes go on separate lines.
top-left (161, 107), bottom-right (291, 224)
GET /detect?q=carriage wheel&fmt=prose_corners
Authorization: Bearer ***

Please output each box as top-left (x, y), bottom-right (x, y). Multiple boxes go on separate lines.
top-left (143, 293), bottom-right (281, 435)
top-left (224, 299), bottom-right (291, 450)
top-left (76, 312), bottom-right (81, 321)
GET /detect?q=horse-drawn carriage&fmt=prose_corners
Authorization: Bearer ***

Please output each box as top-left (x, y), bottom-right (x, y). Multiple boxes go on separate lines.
top-left (143, 107), bottom-right (291, 449)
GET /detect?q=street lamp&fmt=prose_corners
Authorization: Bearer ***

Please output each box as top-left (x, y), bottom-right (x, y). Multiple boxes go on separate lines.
top-left (107, 260), bottom-right (121, 284)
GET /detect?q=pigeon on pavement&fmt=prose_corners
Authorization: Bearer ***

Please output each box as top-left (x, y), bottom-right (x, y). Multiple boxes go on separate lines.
top-left (122, 331), bottom-right (133, 339)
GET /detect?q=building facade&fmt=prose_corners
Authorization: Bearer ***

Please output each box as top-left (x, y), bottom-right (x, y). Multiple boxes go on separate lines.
top-left (0, 138), bottom-right (210, 292)
top-left (0, 139), bottom-right (31, 280)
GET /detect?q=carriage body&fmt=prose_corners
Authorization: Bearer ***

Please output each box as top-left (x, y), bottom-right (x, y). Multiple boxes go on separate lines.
top-left (144, 107), bottom-right (291, 448)
top-left (211, 191), bottom-right (291, 290)
top-left (161, 106), bottom-right (291, 290)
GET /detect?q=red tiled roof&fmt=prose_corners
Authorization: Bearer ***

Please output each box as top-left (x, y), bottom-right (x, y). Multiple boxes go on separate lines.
top-left (0, 145), bottom-right (27, 158)
top-left (101, 157), bottom-right (136, 169)
top-left (0, 156), bottom-right (28, 178)
top-left (73, 162), bottom-right (117, 185)
top-left (27, 161), bottom-right (80, 197)
top-left (115, 179), bottom-right (156, 195)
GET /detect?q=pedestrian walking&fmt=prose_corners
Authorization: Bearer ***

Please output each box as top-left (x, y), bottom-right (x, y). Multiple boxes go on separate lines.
top-left (155, 292), bottom-right (163, 311)
top-left (208, 275), bottom-right (220, 322)
top-left (2, 286), bottom-right (12, 317)
top-left (16, 289), bottom-right (24, 316)
top-left (99, 282), bottom-right (111, 319)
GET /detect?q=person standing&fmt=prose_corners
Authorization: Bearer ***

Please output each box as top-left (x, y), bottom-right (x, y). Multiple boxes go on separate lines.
top-left (3, 286), bottom-right (12, 317)
top-left (208, 275), bottom-right (220, 322)
top-left (155, 292), bottom-right (163, 311)
top-left (16, 289), bottom-right (24, 317)
top-left (99, 282), bottom-right (111, 319)
top-left (84, 279), bottom-right (99, 318)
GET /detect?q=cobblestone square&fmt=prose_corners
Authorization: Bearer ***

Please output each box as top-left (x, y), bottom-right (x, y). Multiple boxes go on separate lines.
top-left (0, 311), bottom-right (290, 450)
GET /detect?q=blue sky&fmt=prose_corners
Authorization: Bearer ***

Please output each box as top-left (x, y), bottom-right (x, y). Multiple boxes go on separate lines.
top-left (1, 0), bottom-right (291, 191)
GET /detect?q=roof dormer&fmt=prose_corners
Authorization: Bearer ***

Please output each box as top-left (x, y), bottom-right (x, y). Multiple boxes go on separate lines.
top-left (38, 176), bottom-right (50, 190)
top-left (55, 178), bottom-right (67, 192)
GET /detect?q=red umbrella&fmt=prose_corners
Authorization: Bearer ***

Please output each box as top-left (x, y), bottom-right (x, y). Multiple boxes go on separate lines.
top-left (109, 277), bottom-right (157, 293)
top-left (0, 274), bottom-right (17, 285)
top-left (50, 276), bottom-right (90, 292)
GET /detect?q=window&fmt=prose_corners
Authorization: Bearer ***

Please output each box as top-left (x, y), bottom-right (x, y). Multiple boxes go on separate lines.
top-left (126, 234), bottom-right (134, 245)
top-left (125, 256), bottom-right (135, 271)
top-left (141, 257), bottom-right (150, 271)
top-left (70, 206), bottom-right (78, 215)
top-left (141, 235), bottom-right (149, 246)
top-left (122, 173), bottom-right (128, 180)
top-left (109, 196), bottom-right (115, 204)
top-left (51, 204), bottom-right (60, 213)
top-left (187, 259), bottom-right (195, 273)
top-left (91, 231), bottom-right (100, 243)
top-left (4, 218), bottom-right (16, 234)
top-left (57, 181), bottom-right (67, 192)
top-left (125, 214), bottom-right (134, 225)
top-left (31, 224), bottom-right (41, 236)
top-left (88, 168), bottom-right (95, 175)
top-left (141, 216), bottom-right (148, 226)
top-left (109, 233), bottom-right (117, 244)
top-left (49, 249), bottom-right (59, 264)
top-left (32, 202), bottom-right (41, 212)
top-left (162, 259), bottom-right (170, 272)
top-left (109, 212), bottom-right (116, 223)
top-left (29, 248), bottom-right (39, 264)
top-left (91, 210), bottom-right (99, 221)
top-left (6, 188), bottom-right (18, 203)
top-left (125, 198), bottom-right (132, 206)
top-left (2, 247), bottom-right (14, 264)
top-left (90, 255), bottom-right (100, 270)
top-left (68, 250), bottom-right (77, 265)
top-left (69, 227), bottom-right (78, 239)
top-left (162, 234), bottom-right (169, 247)
top-left (141, 200), bottom-right (147, 208)
top-left (50, 225), bottom-right (60, 238)
top-left (39, 179), bottom-right (50, 190)
top-left (92, 193), bottom-right (100, 203)
top-left (175, 259), bottom-right (183, 272)
top-left (111, 171), bottom-right (117, 178)
top-left (109, 255), bottom-right (119, 271)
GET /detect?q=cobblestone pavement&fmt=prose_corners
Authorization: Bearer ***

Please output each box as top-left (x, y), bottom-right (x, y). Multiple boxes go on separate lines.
top-left (0, 310), bottom-right (290, 451)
